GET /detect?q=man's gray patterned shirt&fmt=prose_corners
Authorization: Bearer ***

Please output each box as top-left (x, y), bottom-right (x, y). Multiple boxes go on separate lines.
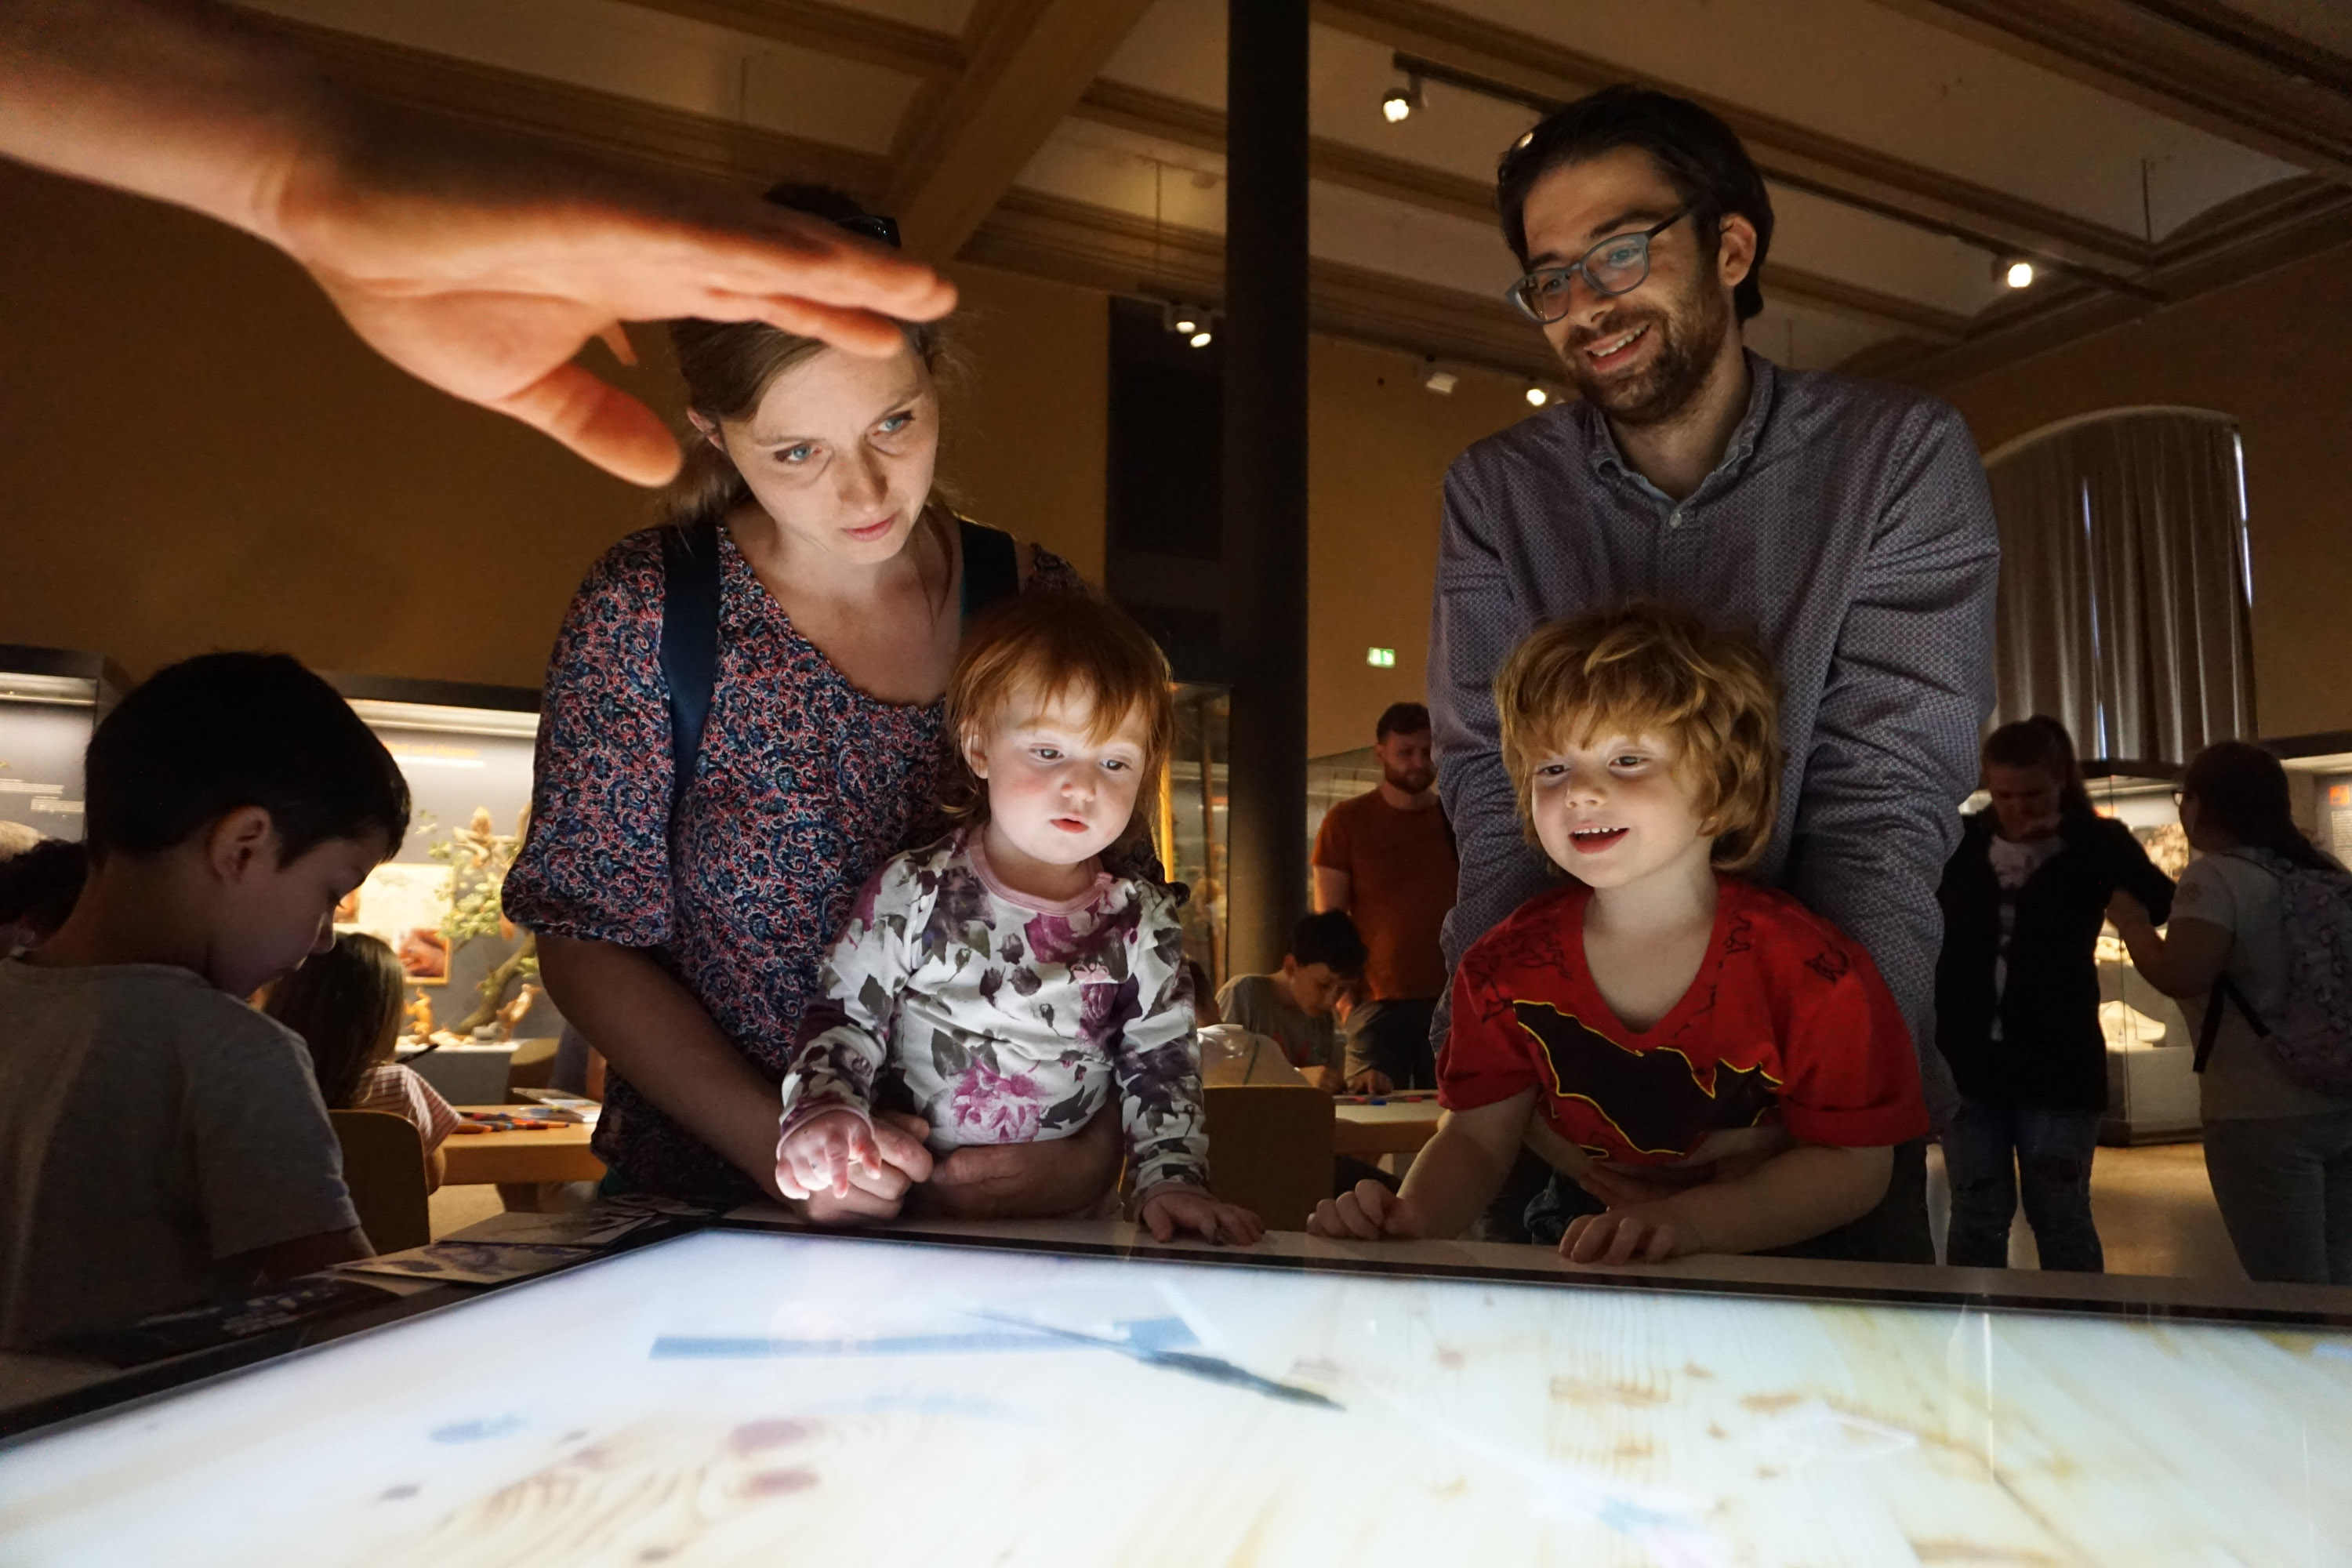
top-left (1429, 351), bottom-right (1998, 1123)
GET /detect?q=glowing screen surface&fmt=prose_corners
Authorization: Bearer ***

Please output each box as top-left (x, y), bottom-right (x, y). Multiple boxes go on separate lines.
top-left (4, 1229), bottom-right (2348, 1566)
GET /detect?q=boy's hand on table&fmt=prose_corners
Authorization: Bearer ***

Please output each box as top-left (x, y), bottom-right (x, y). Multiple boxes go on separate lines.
top-left (1560, 1205), bottom-right (1703, 1265)
top-left (1305, 1063), bottom-right (1345, 1092)
top-left (1346, 1069), bottom-right (1394, 1095)
top-left (1307, 1180), bottom-right (1428, 1241)
top-left (1138, 1184), bottom-right (1266, 1246)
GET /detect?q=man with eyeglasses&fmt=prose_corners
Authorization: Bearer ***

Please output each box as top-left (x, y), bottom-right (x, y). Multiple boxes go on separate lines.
top-left (1429, 85), bottom-right (1998, 1263)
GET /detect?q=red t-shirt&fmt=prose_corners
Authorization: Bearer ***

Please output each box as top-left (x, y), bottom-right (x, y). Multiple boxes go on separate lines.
top-left (1439, 877), bottom-right (1928, 1165)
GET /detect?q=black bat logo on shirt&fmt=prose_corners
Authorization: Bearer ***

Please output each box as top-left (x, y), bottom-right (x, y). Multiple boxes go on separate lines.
top-left (1513, 1002), bottom-right (1778, 1156)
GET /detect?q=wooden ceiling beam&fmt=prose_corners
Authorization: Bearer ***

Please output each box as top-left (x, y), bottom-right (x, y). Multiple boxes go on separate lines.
top-left (1875, 0), bottom-right (2352, 182)
top-left (238, 11), bottom-right (887, 195)
top-left (882, 0), bottom-right (1159, 260)
top-left (964, 189), bottom-right (1565, 383)
top-left (1859, 178), bottom-right (2352, 387)
top-left (612, 0), bottom-right (964, 79)
top-left (1311, 0), bottom-right (2158, 280)
top-left (1073, 83), bottom-right (1973, 343)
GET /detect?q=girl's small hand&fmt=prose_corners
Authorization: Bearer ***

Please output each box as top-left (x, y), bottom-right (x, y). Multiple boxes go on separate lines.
top-left (1138, 1184), bottom-right (1265, 1246)
top-left (1560, 1205), bottom-right (1701, 1265)
top-left (775, 1109), bottom-right (884, 1203)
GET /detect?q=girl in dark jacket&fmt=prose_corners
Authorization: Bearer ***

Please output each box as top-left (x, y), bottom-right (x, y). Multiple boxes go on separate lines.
top-left (1934, 718), bottom-right (2175, 1271)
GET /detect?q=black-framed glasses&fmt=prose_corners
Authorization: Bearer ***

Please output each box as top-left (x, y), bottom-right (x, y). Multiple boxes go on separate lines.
top-left (836, 213), bottom-right (902, 249)
top-left (1505, 209), bottom-right (1690, 324)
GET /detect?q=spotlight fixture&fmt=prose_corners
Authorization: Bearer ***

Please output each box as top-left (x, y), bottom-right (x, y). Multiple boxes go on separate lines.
top-left (1420, 358), bottom-right (1457, 395)
top-left (1188, 329), bottom-right (1214, 349)
top-left (1172, 310), bottom-right (1200, 335)
top-left (1525, 384), bottom-right (1552, 407)
top-left (2002, 259), bottom-right (2036, 289)
top-left (1381, 73), bottom-right (1423, 124)
top-left (1162, 300), bottom-right (1214, 346)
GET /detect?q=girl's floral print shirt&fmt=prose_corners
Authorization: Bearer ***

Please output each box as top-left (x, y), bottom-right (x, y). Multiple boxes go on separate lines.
top-left (503, 522), bottom-right (1080, 1203)
top-left (782, 830), bottom-right (1210, 1196)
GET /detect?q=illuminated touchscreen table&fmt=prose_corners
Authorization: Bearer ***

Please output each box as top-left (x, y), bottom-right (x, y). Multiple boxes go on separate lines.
top-left (5, 1228), bottom-right (2350, 1566)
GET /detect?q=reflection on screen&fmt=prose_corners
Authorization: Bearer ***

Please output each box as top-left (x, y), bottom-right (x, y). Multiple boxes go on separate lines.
top-left (4, 1230), bottom-right (2349, 1565)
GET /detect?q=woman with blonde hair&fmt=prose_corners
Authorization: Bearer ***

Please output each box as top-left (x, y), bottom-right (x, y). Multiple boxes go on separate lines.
top-left (506, 187), bottom-right (1121, 1218)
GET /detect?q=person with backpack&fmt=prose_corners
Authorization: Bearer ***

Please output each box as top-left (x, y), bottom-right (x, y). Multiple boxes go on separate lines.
top-left (1934, 717), bottom-right (2176, 1272)
top-left (504, 187), bottom-right (1121, 1220)
top-left (2107, 741), bottom-right (2352, 1285)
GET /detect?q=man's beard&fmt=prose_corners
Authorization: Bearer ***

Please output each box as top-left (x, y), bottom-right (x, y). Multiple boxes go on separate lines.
top-left (1555, 276), bottom-right (1732, 428)
top-left (1383, 760), bottom-right (1436, 796)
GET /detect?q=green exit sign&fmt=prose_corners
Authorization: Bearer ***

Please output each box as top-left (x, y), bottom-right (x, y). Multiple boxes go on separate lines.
top-left (1366, 647), bottom-right (1396, 668)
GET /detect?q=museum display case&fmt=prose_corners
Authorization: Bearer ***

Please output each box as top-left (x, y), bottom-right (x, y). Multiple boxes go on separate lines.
top-left (328, 675), bottom-right (564, 1097)
top-left (0, 644), bottom-right (127, 843)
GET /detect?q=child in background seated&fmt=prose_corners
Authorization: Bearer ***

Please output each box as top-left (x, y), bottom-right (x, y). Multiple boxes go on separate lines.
top-left (1310, 603), bottom-right (1928, 1264)
top-left (777, 593), bottom-right (1264, 1246)
top-left (0, 653), bottom-right (409, 1349)
top-left (0, 836), bottom-right (88, 955)
top-left (1216, 910), bottom-right (1368, 1091)
top-left (266, 931), bottom-right (460, 1192)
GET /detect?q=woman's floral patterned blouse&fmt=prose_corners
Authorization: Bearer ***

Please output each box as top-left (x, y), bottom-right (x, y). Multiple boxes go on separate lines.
top-left (504, 522), bottom-right (1080, 1203)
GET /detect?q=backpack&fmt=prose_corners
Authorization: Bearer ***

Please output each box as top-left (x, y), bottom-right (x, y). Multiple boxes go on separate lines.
top-left (657, 513), bottom-right (1019, 801)
top-left (2194, 846), bottom-right (2352, 1096)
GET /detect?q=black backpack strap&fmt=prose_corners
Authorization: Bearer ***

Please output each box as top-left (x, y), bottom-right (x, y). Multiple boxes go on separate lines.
top-left (2194, 975), bottom-right (2267, 1073)
top-left (959, 517), bottom-right (1020, 624)
top-left (659, 516), bottom-right (724, 803)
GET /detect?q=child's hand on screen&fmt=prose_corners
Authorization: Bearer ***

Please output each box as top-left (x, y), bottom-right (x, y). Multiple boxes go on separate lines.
top-left (1306, 1180), bottom-right (1425, 1242)
top-left (775, 1109), bottom-right (884, 1203)
top-left (1139, 1184), bottom-right (1265, 1246)
top-left (1559, 1205), bottom-right (1701, 1265)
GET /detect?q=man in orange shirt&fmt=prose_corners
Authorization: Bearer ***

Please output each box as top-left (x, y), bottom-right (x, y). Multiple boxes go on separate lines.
top-left (1313, 703), bottom-right (1460, 1091)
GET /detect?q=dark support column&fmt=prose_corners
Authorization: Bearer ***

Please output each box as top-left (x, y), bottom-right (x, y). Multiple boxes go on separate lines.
top-left (1221, 0), bottom-right (1310, 978)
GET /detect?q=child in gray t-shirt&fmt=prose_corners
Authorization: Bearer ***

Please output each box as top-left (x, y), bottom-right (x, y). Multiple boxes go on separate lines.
top-left (0, 653), bottom-right (410, 1350)
top-left (1214, 910), bottom-right (1367, 1092)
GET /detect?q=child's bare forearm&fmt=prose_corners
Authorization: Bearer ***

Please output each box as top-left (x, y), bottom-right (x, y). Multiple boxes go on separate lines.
top-left (1395, 1102), bottom-right (1527, 1237)
top-left (1650, 1142), bottom-right (1890, 1256)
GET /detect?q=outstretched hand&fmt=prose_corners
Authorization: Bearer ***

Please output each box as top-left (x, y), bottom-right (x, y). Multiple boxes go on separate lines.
top-left (273, 110), bottom-right (954, 484)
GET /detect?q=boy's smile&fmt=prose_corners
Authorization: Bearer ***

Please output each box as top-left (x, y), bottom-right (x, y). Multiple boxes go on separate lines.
top-left (1529, 731), bottom-right (1711, 887)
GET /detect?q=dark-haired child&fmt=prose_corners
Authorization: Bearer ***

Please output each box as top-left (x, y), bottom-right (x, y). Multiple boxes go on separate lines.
top-left (267, 931), bottom-right (460, 1191)
top-left (0, 835), bottom-right (87, 954)
top-left (1216, 909), bottom-right (1368, 1091)
top-left (1310, 604), bottom-right (1929, 1264)
top-left (0, 652), bottom-right (412, 1349)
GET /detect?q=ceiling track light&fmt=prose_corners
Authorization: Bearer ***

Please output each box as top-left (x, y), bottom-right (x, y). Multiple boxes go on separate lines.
top-left (1999, 256), bottom-right (2037, 289)
top-left (1161, 300), bottom-right (1214, 346)
top-left (1525, 383), bottom-right (1552, 407)
top-left (1381, 71), bottom-right (1424, 124)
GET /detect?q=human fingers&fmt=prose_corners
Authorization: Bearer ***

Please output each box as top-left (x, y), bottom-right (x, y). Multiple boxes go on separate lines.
top-left (1642, 1222), bottom-right (1684, 1263)
top-left (1225, 1203), bottom-right (1266, 1245)
top-left (1563, 1214), bottom-right (1625, 1264)
top-left (482, 360), bottom-right (682, 486)
top-left (1142, 1196), bottom-right (1177, 1243)
top-left (844, 1122), bottom-right (885, 1182)
top-left (866, 1117), bottom-right (935, 1184)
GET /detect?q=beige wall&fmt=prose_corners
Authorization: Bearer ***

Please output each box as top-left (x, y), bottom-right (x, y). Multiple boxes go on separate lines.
top-left (1936, 241), bottom-right (2352, 741)
top-left (0, 161), bottom-right (1106, 690)
top-left (0, 154), bottom-right (1528, 759)
top-left (1306, 339), bottom-right (1535, 757)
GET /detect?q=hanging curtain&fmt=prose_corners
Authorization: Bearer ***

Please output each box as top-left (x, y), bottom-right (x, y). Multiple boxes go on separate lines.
top-left (1983, 408), bottom-right (2256, 768)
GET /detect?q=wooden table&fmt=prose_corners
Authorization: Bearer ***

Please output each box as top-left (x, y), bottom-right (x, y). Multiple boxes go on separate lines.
top-left (443, 1106), bottom-right (607, 1186)
top-left (1331, 1094), bottom-right (1442, 1158)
